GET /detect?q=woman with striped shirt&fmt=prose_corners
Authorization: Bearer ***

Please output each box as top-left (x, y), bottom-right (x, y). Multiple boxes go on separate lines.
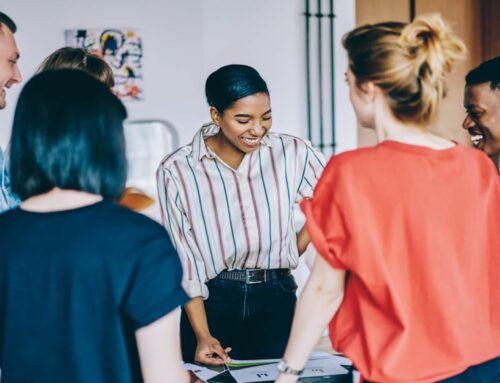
top-left (157, 64), bottom-right (325, 365)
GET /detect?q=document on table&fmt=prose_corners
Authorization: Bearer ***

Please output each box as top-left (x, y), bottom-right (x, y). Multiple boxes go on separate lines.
top-left (227, 351), bottom-right (352, 368)
top-left (228, 355), bottom-right (349, 383)
top-left (184, 363), bottom-right (221, 381)
top-left (184, 353), bottom-right (353, 382)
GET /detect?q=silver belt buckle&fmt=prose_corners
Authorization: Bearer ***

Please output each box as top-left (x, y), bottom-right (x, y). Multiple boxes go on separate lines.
top-left (245, 269), bottom-right (266, 284)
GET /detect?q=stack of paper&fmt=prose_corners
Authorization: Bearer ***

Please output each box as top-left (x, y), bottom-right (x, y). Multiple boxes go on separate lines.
top-left (184, 363), bottom-right (221, 381)
top-left (185, 352), bottom-right (353, 383)
top-left (228, 356), bottom-right (349, 383)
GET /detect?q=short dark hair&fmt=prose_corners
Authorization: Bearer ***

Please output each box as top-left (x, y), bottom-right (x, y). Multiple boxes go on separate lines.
top-left (0, 12), bottom-right (17, 33)
top-left (205, 64), bottom-right (269, 114)
top-left (465, 56), bottom-right (500, 90)
top-left (10, 70), bottom-right (128, 200)
top-left (37, 47), bottom-right (115, 88)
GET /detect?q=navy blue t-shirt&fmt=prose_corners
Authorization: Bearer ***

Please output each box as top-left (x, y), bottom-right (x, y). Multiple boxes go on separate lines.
top-left (0, 200), bottom-right (188, 382)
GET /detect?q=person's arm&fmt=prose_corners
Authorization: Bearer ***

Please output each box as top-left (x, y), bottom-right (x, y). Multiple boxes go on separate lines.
top-left (184, 297), bottom-right (232, 365)
top-left (296, 224), bottom-right (310, 255)
top-left (276, 255), bottom-right (345, 383)
top-left (156, 165), bottom-right (209, 299)
top-left (136, 308), bottom-right (190, 383)
top-left (294, 142), bottom-right (326, 255)
top-left (156, 166), bottom-right (231, 366)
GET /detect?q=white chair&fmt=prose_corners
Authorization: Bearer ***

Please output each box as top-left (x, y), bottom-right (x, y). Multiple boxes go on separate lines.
top-left (123, 119), bottom-right (179, 221)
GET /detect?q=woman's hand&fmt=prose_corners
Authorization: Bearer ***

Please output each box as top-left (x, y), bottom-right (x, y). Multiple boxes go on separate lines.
top-left (195, 334), bottom-right (232, 366)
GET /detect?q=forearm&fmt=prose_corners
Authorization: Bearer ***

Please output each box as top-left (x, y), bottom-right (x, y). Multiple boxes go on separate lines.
top-left (278, 257), bottom-right (345, 382)
top-left (184, 296), bottom-right (211, 339)
top-left (285, 279), bottom-right (343, 368)
top-left (296, 225), bottom-right (311, 255)
top-left (184, 295), bottom-right (232, 365)
top-left (136, 309), bottom-right (189, 383)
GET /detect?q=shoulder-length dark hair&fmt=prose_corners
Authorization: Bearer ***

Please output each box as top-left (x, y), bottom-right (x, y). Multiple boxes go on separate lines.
top-left (10, 69), bottom-right (128, 200)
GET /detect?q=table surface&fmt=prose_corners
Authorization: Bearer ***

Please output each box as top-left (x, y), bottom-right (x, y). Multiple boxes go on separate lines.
top-left (205, 337), bottom-right (354, 383)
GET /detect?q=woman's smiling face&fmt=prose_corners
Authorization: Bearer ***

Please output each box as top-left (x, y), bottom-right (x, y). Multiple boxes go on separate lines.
top-left (211, 92), bottom-right (272, 154)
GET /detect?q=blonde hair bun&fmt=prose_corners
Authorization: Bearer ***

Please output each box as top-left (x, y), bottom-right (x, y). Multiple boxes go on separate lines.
top-left (343, 13), bottom-right (466, 125)
top-left (401, 13), bottom-right (467, 81)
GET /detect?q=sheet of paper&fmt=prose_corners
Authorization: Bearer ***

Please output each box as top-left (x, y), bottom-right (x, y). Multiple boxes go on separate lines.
top-left (309, 351), bottom-right (353, 365)
top-left (308, 351), bottom-right (353, 366)
top-left (229, 363), bottom-right (280, 382)
top-left (184, 363), bottom-right (221, 381)
top-left (300, 358), bottom-right (349, 378)
top-left (227, 352), bottom-right (352, 368)
top-left (227, 358), bottom-right (280, 368)
top-left (229, 357), bottom-right (349, 383)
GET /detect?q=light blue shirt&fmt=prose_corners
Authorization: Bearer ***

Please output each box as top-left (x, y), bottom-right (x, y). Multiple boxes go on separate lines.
top-left (0, 146), bottom-right (20, 213)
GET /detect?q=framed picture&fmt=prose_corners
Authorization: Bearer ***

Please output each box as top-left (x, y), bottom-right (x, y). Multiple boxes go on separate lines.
top-left (65, 28), bottom-right (144, 100)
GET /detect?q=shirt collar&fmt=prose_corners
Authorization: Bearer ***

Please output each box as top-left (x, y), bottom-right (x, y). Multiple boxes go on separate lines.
top-left (191, 123), bottom-right (217, 161)
top-left (191, 123), bottom-right (273, 162)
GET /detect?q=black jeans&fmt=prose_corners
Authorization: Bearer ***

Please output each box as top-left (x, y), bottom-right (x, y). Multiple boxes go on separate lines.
top-left (181, 273), bottom-right (297, 362)
top-left (363, 357), bottom-right (500, 383)
top-left (437, 357), bottom-right (500, 383)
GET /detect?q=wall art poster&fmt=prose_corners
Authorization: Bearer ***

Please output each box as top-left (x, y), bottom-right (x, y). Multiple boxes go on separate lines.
top-left (65, 28), bottom-right (144, 101)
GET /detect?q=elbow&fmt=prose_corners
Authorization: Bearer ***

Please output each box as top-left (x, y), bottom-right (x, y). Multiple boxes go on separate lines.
top-left (312, 283), bottom-right (344, 305)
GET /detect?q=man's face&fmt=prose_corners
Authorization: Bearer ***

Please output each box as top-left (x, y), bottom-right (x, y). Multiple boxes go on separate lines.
top-left (463, 83), bottom-right (500, 157)
top-left (0, 25), bottom-right (21, 109)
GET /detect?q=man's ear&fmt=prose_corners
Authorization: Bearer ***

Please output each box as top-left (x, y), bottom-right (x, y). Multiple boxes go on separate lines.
top-left (210, 107), bottom-right (221, 126)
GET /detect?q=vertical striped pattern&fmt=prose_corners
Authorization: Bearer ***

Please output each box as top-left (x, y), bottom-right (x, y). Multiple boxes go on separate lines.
top-left (269, 149), bottom-right (284, 268)
top-left (232, 171), bottom-right (251, 257)
top-left (201, 161), bottom-right (228, 268)
top-left (157, 124), bottom-right (325, 298)
top-left (245, 153), bottom-right (262, 268)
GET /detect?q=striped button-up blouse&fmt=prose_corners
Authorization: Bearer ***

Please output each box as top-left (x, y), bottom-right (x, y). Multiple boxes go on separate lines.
top-left (157, 124), bottom-right (325, 298)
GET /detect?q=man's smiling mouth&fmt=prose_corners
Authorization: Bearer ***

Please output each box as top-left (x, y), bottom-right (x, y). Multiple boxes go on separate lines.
top-left (468, 128), bottom-right (485, 149)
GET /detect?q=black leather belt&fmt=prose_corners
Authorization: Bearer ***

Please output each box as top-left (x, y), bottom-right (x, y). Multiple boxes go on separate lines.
top-left (216, 269), bottom-right (291, 284)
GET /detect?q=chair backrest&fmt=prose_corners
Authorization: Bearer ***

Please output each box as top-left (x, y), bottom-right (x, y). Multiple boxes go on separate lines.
top-left (123, 119), bottom-right (179, 221)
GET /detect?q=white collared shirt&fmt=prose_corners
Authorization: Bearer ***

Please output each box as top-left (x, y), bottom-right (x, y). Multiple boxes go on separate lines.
top-left (157, 124), bottom-right (325, 298)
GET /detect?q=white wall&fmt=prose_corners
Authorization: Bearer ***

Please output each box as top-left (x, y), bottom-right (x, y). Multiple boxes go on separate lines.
top-left (201, 0), bottom-right (357, 154)
top-left (201, 0), bottom-right (307, 141)
top-left (1, 0), bottom-right (356, 154)
top-left (0, 0), bottom-right (207, 148)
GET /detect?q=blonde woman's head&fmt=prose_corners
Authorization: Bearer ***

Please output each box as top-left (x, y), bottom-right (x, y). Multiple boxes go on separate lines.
top-left (343, 14), bottom-right (466, 127)
top-left (37, 47), bottom-right (114, 88)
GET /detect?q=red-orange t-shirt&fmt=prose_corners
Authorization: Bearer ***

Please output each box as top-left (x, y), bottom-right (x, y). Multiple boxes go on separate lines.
top-left (301, 141), bottom-right (500, 383)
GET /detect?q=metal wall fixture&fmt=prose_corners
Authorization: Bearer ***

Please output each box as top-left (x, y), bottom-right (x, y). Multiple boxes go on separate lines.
top-left (304, 0), bottom-right (336, 157)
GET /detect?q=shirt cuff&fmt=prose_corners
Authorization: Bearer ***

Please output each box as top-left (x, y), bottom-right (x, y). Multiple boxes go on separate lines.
top-left (184, 279), bottom-right (209, 300)
top-left (300, 198), bottom-right (347, 270)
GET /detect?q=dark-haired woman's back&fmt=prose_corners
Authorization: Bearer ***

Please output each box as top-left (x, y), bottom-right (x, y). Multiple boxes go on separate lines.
top-left (0, 200), bottom-right (187, 382)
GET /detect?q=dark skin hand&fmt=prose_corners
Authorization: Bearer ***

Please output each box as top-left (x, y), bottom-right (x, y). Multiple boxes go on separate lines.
top-left (184, 297), bottom-right (232, 366)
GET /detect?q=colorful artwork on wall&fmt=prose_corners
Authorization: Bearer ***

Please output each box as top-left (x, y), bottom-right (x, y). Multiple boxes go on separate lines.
top-left (64, 28), bottom-right (144, 101)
